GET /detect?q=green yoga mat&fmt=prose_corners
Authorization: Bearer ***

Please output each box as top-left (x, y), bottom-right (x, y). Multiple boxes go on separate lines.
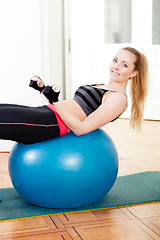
top-left (0, 171), bottom-right (160, 221)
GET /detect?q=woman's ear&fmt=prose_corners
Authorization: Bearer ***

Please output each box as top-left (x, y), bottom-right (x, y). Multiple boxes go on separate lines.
top-left (130, 70), bottom-right (138, 79)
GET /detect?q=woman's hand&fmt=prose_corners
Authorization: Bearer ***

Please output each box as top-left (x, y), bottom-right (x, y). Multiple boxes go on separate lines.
top-left (29, 75), bottom-right (45, 92)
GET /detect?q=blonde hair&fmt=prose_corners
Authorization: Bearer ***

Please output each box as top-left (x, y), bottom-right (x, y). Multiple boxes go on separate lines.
top-left (122, 47), bottom-right (149, 130)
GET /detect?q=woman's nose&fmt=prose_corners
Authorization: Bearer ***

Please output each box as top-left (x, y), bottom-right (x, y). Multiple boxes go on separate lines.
top-left (114, 64), bottom-right (120, 70)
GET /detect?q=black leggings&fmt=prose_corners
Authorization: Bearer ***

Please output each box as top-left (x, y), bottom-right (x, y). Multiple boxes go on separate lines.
top-left (0, 104), bottom-right (60, 144)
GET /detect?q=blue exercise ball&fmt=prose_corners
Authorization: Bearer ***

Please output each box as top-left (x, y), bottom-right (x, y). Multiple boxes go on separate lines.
top-left (9, 129), bottom-right (118, 208)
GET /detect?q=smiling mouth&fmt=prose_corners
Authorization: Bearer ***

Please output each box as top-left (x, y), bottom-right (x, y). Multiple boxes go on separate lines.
top-left (111, 70), bottom-right (120, 76)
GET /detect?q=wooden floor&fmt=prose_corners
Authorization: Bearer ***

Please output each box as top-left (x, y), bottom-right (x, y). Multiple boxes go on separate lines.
top-left (0, 119), bottom-right (160, 240)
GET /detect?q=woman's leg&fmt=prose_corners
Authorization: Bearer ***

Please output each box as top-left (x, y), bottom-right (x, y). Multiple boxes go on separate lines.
top-left (0, 104), bottom-right (60, 144)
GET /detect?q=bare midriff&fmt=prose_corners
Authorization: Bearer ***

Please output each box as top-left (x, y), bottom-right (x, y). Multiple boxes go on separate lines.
top-left (56, 99), bottom-right (87, 121)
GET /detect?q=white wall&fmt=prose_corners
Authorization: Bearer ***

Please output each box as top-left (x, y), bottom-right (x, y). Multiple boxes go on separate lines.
top-left (71, 0), bottom-right (94, 96)
top-left (0, 0), bottom-right (43, 106)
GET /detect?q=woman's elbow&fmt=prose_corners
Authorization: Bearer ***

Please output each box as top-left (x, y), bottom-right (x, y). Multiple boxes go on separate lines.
top-left (74, 129), bottom-right (84, 136)
top-left (73, 127), bottom-right (87, 136)
top-left (70, 122), bottom-right (90, 136)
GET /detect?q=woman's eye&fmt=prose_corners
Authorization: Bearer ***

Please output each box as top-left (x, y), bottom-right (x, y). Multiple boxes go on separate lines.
top-left (123, 63), bottom-right (128, 68)
top-left (113, 58), bottom-right (117, 63)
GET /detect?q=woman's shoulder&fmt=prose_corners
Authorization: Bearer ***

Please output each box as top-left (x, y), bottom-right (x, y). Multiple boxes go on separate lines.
top-left (102, 90), bottom-right (128, 107)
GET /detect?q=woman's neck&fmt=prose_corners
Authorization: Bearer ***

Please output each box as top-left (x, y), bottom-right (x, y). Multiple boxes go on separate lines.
top-left (106, 79), bottom-right (128, 93)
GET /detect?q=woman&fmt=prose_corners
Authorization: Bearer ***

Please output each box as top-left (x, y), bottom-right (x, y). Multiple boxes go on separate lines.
top-left (0, 47), bottom-right (148, 144)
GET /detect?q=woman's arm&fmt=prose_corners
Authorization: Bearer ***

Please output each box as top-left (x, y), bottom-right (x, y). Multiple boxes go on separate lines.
top-left (54, 93), bottom-right (127, 136)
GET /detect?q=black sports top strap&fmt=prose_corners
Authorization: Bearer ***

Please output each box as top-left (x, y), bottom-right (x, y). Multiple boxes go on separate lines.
top-left (90, 84), bottom-right (127, 98)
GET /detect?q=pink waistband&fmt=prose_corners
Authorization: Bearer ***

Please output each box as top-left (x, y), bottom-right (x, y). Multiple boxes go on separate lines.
top-left (46, 104), bottom-right (68, 136)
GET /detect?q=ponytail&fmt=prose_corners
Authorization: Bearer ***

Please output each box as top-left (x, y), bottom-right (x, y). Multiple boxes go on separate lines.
top-left (122, 47), bottom-right (149, 130)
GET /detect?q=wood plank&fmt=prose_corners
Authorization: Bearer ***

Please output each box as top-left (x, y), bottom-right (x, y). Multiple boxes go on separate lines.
top-left (102, 119), bottom-right (160, 162)
top-left (118, 158), bottom-right (160, 176)
top-left (1, 231), bottom-right (73, 240)
top-left (72, 221), bottom-right (159, 240)
top-left (92, 207), bottom-right (137, 221)
top-left (56, 212), bottom-right (97, 226)
top-left (0, 216), bottom-right (58, 238)
top-left (142, 216), bottom-right (160, 237)
top-left (125, 202), bottom-right (160, 219)
top-left (50, 215), bottom-right (66, 230)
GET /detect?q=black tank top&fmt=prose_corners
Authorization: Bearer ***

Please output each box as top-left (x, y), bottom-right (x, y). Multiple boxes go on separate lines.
top-left (73, 84), bottom-right (116, 116)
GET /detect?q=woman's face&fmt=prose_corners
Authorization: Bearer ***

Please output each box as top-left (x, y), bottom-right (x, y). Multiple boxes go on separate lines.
top-left (109, 49), bottom-right (138, 83)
